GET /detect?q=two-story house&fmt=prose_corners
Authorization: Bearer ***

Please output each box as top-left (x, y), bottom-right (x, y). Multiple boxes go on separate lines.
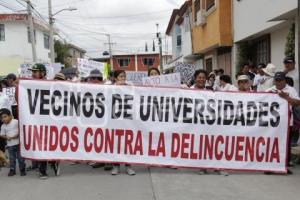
top-left (165, 0), bottom-right (203, 71)
top-left (191, 0), bottom-right (233, 75)
top-left (233, 0), bottom-right (299, 92)
top-left (0, 14), bottom-right (51, 75)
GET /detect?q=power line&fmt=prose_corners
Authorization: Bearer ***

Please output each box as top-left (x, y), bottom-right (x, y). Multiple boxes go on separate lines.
top-left (37, 0), bottom-right (86, 10)
top-left (15, 0), bottom-right (27, 8)
top-left (0, 1), bottom-right (17, 11)
top-left (55, 9), bottom-right (173, 20)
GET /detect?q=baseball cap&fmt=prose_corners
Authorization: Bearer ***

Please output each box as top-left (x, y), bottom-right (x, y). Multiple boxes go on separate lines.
top-left (237, 75), bottom-right (250, 82)
top-left (54, 73), bottom-right (66, 80)
top-left (30, 63), bottom-right (46, 72)
top-left (274, 72), bottom-right (286, 81)
top-left (88, 69), bottom-right (103, 79)
top-left (283, 56), bottom-right (295, 64)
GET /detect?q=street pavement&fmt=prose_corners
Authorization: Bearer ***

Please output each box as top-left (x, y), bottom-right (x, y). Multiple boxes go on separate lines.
top-left (0, 162), bottom-right (299, 200)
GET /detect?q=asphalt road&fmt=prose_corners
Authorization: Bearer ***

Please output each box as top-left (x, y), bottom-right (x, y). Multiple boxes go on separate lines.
top-left (0, 163), bottom-right (299, 200)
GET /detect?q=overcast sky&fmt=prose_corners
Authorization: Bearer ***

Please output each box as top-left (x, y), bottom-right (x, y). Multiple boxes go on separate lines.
top-left (0, 0), bottom-right (186, 57)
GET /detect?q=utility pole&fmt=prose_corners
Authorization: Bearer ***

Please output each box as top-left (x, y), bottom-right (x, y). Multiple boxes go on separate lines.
top-left (26, 0), bottom-right (37, 62)
top-left (156, 23), bottom-right (163, 72)
top-left (105, 34), bottom-right (116, 70)
top-left (48, 0), bottom-right (55, 63)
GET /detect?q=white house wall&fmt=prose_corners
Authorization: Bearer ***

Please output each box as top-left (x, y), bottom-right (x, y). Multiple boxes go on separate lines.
top-left (270, 25), bottom-right (290, 70)
top-left (0, 21), bottom-right (50, 63)
top-left (233, 0), bottom-right (297, 42)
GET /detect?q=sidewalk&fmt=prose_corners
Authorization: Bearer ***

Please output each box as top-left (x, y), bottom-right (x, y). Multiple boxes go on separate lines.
top-left (0, 163), bottom-right (299, 200)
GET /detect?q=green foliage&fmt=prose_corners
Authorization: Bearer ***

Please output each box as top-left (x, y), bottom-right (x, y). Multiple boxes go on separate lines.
top-left (285, 23), bottom-right (295, 57)
top-left (54, 40), bottom-right (70, 67)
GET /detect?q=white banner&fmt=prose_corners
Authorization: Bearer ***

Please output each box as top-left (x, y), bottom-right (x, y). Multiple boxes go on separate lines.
top-left (3, 87), bottom-right (16, 105)
top-left (77, 58), bottom-right (105, 78)
top-left (126, 71), bottom-right (147, 85)
top-left (18, 79), bottom-right (289, 172)
top-left (142, 73), bottom-right (181, 87)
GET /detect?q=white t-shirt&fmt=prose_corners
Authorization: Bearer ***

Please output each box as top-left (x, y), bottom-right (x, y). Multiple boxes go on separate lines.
top-left (0, 119), bottom-right (19, 147)
top-left (266, 85), bottom-right (299, 126)
top-left (257, 77), bottom-right (274, 92)
top-left (0, 92), bottom-right (11, 110)
top-left (286, 69), bottom-right (299, 93)
top-left (219, 83), bottom-right (238, 92)
top-left (253, 74), bottom-right (265, 86)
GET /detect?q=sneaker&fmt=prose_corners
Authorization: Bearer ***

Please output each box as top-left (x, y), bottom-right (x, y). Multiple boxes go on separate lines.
top-left (8, 170), bottom-right (15, 177)
top-left (53, 163), bottom-right (60, 176)
top-left (216, 170), bottom-right (229, 176)
top-left (91, 163), bottom-right (105, 169)
top-left (20, 171), bottom-right (27, 176)
top-left (111, 166), bottom-right (120, 175)
top-left (126, 167), bottom-right (136, 176)
top-left (198, 169), bottom-right (208, 175)
top-left (104, 164), bottom-right (113, 171)
top-left (39, 173), bottom-right (48, 180)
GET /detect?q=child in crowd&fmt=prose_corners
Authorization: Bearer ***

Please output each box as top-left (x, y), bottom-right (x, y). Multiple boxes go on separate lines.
top-left (0, 108), bottom-right (26, 176)
top-left (111, 70), bottom-right (136, 176)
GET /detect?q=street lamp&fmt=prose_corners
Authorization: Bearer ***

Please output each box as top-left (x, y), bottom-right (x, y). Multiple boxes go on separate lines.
top-left (48, 0), bottom-right (77, 63)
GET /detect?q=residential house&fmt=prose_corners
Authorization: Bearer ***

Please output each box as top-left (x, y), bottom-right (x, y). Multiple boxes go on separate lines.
top-left (233, 0), bottom-right (299, 92)
top-left (67, 43), bottom-right (86, 66)
top-left (165, 0), bottom-right (203, 71)
top-left (191, 0), bottom-right (233, 75)
top-left (0, 14), bottom-right (51, 75)
top-left (93, 52), bottom-right (160, 72)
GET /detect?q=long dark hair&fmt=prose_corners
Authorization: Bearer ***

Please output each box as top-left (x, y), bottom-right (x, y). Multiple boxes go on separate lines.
top-left (148, 67), bottom-right (160, 76)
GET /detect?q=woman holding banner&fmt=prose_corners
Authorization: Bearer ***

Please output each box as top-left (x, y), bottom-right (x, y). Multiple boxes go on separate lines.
top-left (111, 70), bottom-right (136, 176)
top-left (148, 67), bottom-right (160, 77)
top-left (190, 69), bottom-right (229, 176)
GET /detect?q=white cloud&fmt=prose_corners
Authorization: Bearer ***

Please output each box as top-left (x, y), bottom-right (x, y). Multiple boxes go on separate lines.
top-left (0, 0), bottom-right (186, 57)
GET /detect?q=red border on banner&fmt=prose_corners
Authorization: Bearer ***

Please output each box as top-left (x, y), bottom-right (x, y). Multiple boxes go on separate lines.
top-left (17, 78), bottom-right (290, 174)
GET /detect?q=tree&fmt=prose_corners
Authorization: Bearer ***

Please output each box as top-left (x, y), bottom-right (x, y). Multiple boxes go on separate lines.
top-left (152, 40), bottom-right (156, 52)
top-left (285, 23), bottom-right (295, 58)
top-left (54, 40), bottom-right (71, 67)
top-left (145, 42), bottom-right (148, 52)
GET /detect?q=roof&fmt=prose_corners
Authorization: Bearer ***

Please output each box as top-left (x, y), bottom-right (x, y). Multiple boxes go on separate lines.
top-left (0, 13), bottom-right (50, 32)
top-left (165, 0), bottom-right (192, 35)
top-left (68, 43), bottom-right (86, 54)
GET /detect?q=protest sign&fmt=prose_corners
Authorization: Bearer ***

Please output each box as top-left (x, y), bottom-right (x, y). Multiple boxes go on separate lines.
top-left (3, 87), bottom-right (16, 105)
top-left (142, 73), bottom-right (181, 87)
top-left (19, 63), bottom-right (32, 78)
top-left (77, 58), bottom-right (105, 78)
top-left (174, 62), bottom-right (196, 85)
top-left (19, 63), bottom-right (62, 80)
top-left (19, 79), bottom-right (289, 172)
top-left (126, 71), bottom-right (147, 84)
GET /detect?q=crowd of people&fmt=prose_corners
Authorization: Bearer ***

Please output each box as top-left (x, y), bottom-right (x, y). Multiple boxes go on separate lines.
top-left (0, 55), bottom-right (299, 180)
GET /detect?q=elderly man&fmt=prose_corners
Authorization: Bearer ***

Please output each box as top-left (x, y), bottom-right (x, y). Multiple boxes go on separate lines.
top-left (266, 72), bottom-right (300, 174)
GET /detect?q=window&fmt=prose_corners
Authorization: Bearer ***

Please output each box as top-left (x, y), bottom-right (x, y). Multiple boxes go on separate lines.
top-left (194, 0), bottom-right (201, 22)
top-left (253, 35), bottom-right (270, 65)
top-left (142, 58), bottom-right (155, 66)
top-left (205, 57), bottom-right (213, 74)
top-left (27, 27), bottom-right (36, 43)
top-left (176, 35), bottom-right (182, 47)
top-left (118, 58), bottom-right (130, 67)
top-left (0, 24), bottom-right (5, 41)
top-left (206, 0), bottom-right (215, 11)
top-left (43, 33), bottom-right (49, 49)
